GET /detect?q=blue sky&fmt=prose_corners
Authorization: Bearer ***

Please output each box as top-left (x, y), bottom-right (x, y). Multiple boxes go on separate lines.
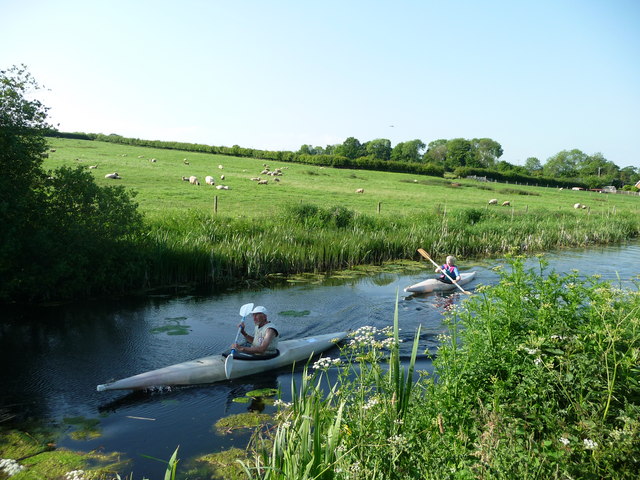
top-left (3, 0), bottom-right (639, 168)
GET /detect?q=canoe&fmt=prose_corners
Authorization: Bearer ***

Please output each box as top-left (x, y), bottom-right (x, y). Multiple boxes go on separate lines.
top-left (97, 331), bottom-right (348, 392)
top-left (403, 271), bottom-right (476, 294)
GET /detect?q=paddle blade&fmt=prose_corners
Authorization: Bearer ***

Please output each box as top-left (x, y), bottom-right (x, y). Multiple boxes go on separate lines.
top-left (224, 352), bottom-right (234, 379)
top-left (239, 303), bottom-right (254, 317)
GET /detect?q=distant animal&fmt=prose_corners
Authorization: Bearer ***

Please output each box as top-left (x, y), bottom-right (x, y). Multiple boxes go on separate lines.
top-left (573, 203), bottom-right (582, 209)
top-left (257, 180), bottom-right (268, 185)
top-left (183, 158), bottom-right (189, 165)
top-left (218, 165), bottom-right (224, 169)
top-left (205, 176), bottom-right (215, 185)
top-left (150, 158), bottom-right (157, 163)
top-left (488, 198), bottom-right (498, 205)
top-left (250, 177), bottom-right (261, 181)
top-left (88, 164), bottom-right (98, 169)
top-left (189, 176), bottom-right (200, 185)
top-left (181, 176), bottom-right (190, 181)
top-left (105, 172), bottom-right (121, 179)
top-left (220, 174), bottom-right (225, 180)
top-left (355, 188), bottom-right (364, 194)
top-left (502, 201), bottom-right (511, 206)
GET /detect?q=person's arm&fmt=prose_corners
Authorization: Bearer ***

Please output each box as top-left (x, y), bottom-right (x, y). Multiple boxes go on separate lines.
top-left (452, 266), bottom-right (461, 282)
top-left (236, 328), bottom-right (277, 354)
top-left (239, 323), bottom-right (254, 343)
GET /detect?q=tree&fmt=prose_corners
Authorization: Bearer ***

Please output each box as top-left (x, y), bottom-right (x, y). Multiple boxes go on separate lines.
top-left (423, 139), bottom-right (448, 167)
top-left (364, 138), bottom-right (391, 161)
top-left (445, 138), bottom-right (472, 170)
top-left (524, 157), bottom-right (543, 175)
top-left (470, 138), bottom-right (503, 168)
top-left (390, 139), bottom-right (425, 163)
top-left (334, 137), bottom-right (363, 159)
top-left (543, 149), bottom-right (587, 178)
top-left (0, 65), bottom-right (143, 302)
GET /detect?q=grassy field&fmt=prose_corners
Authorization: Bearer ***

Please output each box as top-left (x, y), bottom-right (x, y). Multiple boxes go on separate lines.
top-left (44, 138), bottom-right (640, 220)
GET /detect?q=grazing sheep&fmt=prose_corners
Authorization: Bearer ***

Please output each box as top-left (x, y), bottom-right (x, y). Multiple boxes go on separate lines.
top-left (218, 165), bottom-right (224, 169)
top-left (355, 188), bottom-right (364, 194)
top-left (573, 203), bottom-right (582, 209)
top-left (220, 174), bottom-right (225, 180)
top-left (50, 148), bottom-right (57, 152)
top-left (150, 158), bottom-right (157, 163)
top-left (274, 177), bottom-right (280, 182)
top-left (257, 180), bottom-right (268, 185)
top-left (488, 198), bottom-right (498, 205)
top-left (105, 172), bottom-right (121, 179)
top-left (216, 185), bottom-right (225, 190)
top-left (261, 169), bottom-right (270, 175)
top-left (205, 175), bottom-right (215, 185)
top-left (502, 201), bottom-right (511, 206)
top-left (88, 164), bottom-right (98, 169)
top-left (189, 176), bottom-right (200, 185)
top-left (183, 158), bottom-right (189, 165)
top-left (250, 177), bottom-right (261, 181)
top-left (181, 176), bottom-right (190, 181)
top-left (581, 204), bottom-right (587, 209)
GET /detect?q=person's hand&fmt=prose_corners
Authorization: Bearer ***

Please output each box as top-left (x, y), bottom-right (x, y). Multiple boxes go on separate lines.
top-left (231, 343), bottom-right (241, 350)
top-left (237, 322), bottom-right (245, 331)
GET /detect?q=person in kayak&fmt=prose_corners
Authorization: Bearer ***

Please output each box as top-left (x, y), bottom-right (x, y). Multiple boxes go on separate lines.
top-left (435, 255), bottom-right (461, 284)
top-left (231, 305), bottom-right (279, 355)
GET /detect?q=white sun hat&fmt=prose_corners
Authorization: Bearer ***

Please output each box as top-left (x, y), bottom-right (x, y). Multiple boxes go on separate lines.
top-left (250, 306), bottom-right (268, 315)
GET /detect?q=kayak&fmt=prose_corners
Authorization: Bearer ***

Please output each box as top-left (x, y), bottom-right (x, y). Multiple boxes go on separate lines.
top-left (97, 331), bottom-right (348, 392)
top-left (404, 271), bottom-right (476, 294)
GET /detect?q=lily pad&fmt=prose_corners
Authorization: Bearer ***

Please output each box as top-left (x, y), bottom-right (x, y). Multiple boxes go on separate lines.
top-left (245, 388), bottom-right (278, 397)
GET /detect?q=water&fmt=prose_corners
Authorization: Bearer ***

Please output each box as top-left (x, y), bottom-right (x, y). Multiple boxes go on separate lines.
top-left (1, 242), bottom-right (638, 478)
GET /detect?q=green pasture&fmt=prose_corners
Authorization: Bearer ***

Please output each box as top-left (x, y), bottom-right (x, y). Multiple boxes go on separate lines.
top-left (44, 138), bottom-right (640, 220)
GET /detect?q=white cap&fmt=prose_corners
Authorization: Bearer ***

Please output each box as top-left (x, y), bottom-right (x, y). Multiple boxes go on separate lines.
top-left (250, 306), bottom-right (268, 315)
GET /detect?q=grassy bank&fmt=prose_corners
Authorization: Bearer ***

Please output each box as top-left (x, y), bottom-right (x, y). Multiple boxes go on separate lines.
top-left (240, 259), bottom-right (640, 479)
top-left (44, 138), bottom-right (640, 294)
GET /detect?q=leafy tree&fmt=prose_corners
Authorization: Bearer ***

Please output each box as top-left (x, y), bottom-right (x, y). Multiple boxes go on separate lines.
top-left (390, 139), bottom-right (425, 163)
top-left (334, 137), bottom-right (363, 159)
top-left (524, 157), bottom-right (543, 174)
top-left (0, 65), bottom-right (143, 303)
top-left (470, 138), bottom-right (503, 168)
top-left (619, 166), bottom-right (638, 185)
top-left (543, 149), bottom-right (587, 178)
top-left (423, 139), bottom-right (448, 167)
top-left (364, 138), bottom-right (391, 161)
top-left (577, 152), bottom-right (619, 179)
top-left (445, 138), bottom-right (472, 170)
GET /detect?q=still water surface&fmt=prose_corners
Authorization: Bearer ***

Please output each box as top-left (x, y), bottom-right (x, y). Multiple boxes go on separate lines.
top-left (1, 242), bottom-right (638, 478)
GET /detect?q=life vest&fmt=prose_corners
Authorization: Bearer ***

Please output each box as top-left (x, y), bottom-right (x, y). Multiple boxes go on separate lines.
top-left (438, 264), bottom-right (458, 284)
top-left (252, 322), bottom-right (279, 354)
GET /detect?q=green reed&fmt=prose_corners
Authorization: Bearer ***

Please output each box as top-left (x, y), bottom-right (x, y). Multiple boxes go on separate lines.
top-left (137, 205), bottom-right (640, 290)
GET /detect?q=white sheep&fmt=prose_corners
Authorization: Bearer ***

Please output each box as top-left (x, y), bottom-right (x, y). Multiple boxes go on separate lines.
top-left (150, 158), bottom-right (157, 163)
top-left (215, 185), bottom-right (224, 190)
top-left (250, 177), bottom-right (261, 181)
top-left (488, 198), bottom-right (498, 205)
top-left (257, 180), bottom-right (268, 185)
top-left (355, 188), bottom-right (364, 194)
top-left (220, 174), bottom-right (225, 180)
top-left (183, 158), bottom-right (190, 165)
top-left (189, 176), bottom-right (200, 185)
top-left (88, 164), bottom-right (98, 169)
top-left (205, 176), bottom-right (215, 185)
top-left (502, 201), bottom-right (511, 206)
top-left (105, 172), bottom-right (121, 179)
top-left (218, 164), bottom-right (224, 169)
top-left (573, 203), bottom-right (582, 209)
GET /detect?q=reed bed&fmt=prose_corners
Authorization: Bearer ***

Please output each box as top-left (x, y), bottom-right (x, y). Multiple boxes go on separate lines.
top-left (139, 205), bottom-right (640, 290)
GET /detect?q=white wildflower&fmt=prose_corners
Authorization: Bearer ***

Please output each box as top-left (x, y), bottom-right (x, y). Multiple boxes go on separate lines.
top-left (65, 471), bottom-right (86, 480)
top-left (0, 459), bottom-right (26, 477)
top-left (388, 434), bottom-right (408, 447)
top-left (583, 438), bottom-right (598, 450)
top-left (524, 347), bottom-right (539, 355)
top-left (363, 397), bottom-right (380, 410)
top-left (273, 399), bottom-right (292, 408)
top-left (534, 357), bottom-right (543, 366)
top-left (559, 437), bottom-right (570, 446)
top-left (313, 356), bottom-right (341, 370)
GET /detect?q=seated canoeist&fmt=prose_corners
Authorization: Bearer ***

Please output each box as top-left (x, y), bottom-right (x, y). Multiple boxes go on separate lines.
top-left (435, 255), bottom-right (461, 285)
top-left (231, 305), bottom-right (279, 357)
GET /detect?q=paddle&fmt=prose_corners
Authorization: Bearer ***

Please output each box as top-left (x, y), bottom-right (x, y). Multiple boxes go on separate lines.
top-left (417, 248), bottom-right (471, 295)
top-left (224, 302), bottom-right (254, 379)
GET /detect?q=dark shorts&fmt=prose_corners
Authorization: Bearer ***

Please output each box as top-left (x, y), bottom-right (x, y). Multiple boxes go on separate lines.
top-left (223, 350), bottom-right (279, 360)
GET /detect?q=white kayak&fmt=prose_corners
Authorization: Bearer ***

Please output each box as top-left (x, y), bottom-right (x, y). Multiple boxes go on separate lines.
top-left (97, 331), bottom-right (347, 392)
top-left (404, 271), bottom-right (476, 294)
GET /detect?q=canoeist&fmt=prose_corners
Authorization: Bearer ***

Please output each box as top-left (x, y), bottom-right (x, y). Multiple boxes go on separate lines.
top-left (231, 306), bottom-right (279, 355)
top-left (435, 255), bottom-right (461, 285)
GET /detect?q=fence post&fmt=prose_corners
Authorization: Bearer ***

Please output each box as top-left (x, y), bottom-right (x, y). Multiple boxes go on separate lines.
top-left (377, 202), bottom-right (381, 214)
top-left (214, 195), bottom-right (218, 213)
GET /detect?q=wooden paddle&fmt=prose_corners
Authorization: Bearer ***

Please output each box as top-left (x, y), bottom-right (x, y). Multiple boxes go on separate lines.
top-left (417, 248), bottom-right (471, 295)
top-left (224, 302), bottom-right (254, 379)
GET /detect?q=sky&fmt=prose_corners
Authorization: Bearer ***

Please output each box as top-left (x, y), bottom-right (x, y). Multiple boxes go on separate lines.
top-left (2, 0), bottom-right (640, 168)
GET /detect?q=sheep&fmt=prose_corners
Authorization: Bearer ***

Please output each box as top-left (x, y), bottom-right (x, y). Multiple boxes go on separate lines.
top-left (355, 188), bottom-right (364, 194)
top-left (218, 164), bottom-right (224, 169)
top-left (216, 185), bottom-right (225, 190)
top-left (220, 174), bottom-right (225, 180)
top-left (150, 158), bottom-right (157, 163)
top-left (88, 164), bottom-right (98, 169)
top-left (50, 148), bottom-right (57, 152)
top-left (502, 201), bottom-right (511, 206)
top-left (257, 180), bottom-right (268, 185)
top-left (205, 175), bottom-right (215, 186)
top-left (573, 203), bottom-right (582, 209)
top-left (105, 172), bottom-right (121, 179)
top-left (261, 169), bottom-right (270, 175)
top-left (274, 177), bottom-right (280, 182)
top-left (189, 176), bottom-right (200, 185)
top-left (488, 198), bottom-right (498, 205)
top-left (581, 204), bottom-right (587, 209)
top-left (250, 177), bottom-right (261, 181)
top-left (183, 158), bottom-right (190, 165)
top-left (181, 176), bottom-right (190, 181)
